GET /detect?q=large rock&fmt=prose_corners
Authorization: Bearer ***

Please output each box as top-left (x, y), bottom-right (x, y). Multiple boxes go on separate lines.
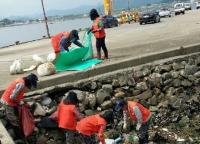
top-left (195, 57), bottom-right (200, 66)
top-left (172, 62), bottom-right (184, 71)
top-left (101, 100), bottom-right (113, 110)
top-left (84, 109), bottom-right (95, 116)
top-left (69, 90), bottom-right (85, 102)
top-left (155, 65), bottom-right (172, 74)
top-left (112, 79), bottom-right (120, 87)
top-left (136, 82), bottom-right (148, 92)
top-left (118, 74), bottom-right (128, 86)
top-left (181, 79), bottom-right (192, 87)
top-left (173, 79), bottom-right (181, 88)
top-left (170, 71), bottom-right (179, 79)
top-left (184, 65), bottom-right (198, 75)
top-left (114, 91), bottom-right (126, 98)
top-left (131, 89), bottom-right (142, 96)
top-left (162, 72), bottom-right (172, 81)
top-left (135, 90), bottom-right (152, 100)
top-left (96, 88), bottom-right (111, 105)
top-left (148, 95), bottom-right (158, 106)
top-left (178, 116), bottom-right (190, 127)
top-left (194, 71), bottom-right (200, 78)
top-left (102, 84), bottom-right (113, 94)
top-left (127, 75), bottom-right (136, 86)
top-left (34, 103), bottom-right (46, 116)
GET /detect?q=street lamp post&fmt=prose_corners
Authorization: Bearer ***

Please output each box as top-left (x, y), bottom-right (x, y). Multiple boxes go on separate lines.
top-left (41, 0), bottom-right (50, 38)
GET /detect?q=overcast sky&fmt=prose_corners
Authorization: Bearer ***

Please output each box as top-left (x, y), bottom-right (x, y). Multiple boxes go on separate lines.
top-left (0, 0), bottom-right (102, 18)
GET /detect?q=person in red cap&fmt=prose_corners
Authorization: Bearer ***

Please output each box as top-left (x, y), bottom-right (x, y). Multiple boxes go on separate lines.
top-left (57, 91), bottom-right (82, 144)
top-left (115, 99), bottom-right (151, 144)
top-left (88, 9), bottom-right (108, 59)
top-left (76, 110), bottom-right (114, 144)
top-left (51, 29), bottom-right (84, 54)
top-left (0, 73), bottom-right (38, 139)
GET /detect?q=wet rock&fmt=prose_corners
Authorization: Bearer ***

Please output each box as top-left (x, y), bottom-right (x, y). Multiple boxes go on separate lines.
top-left (136, 82), bottom-right (148, 91)
top-left (114, 91), bottom-right (125, 98)
top-left (194, 71), bottom-right (200, 78)
top-left (88, 94), bottom-right (96, 109)
top-left (84, 109), bottom-right (95, 116)
top-left (102, 84), bottom-right (113, 94)
top-left (181, 79), bottom-right (192, 87)
top-left (184, 65), bottom-right (198, 75)
top-left (96, 89), bottom-right (111, 105)
top-left (101, 100), bottom-right (113, 110)
top-left (135, 90), bottom-right (152, 100)
top-left (34, 103), bottom-right (46, 116)
top-left (112, 79), bottom-right (120, 87)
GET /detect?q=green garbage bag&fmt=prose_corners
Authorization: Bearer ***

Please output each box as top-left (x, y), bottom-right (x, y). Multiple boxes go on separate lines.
top-left (54, 32), bottom-right (102, 71)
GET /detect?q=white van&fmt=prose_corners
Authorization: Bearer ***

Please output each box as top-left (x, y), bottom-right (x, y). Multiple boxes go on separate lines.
top-left (174, 3), bottom-right (185, 15)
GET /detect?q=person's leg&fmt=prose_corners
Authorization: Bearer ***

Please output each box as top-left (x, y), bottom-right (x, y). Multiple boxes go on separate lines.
top-left (101, 37), bottom-right (108, 59)
top-left (96, 38), bottom-right (101, 59)
top-left (138, 122), bottom-right (149, 144)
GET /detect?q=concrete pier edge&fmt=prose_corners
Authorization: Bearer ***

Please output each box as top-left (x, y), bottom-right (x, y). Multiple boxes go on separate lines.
top-left (0, 43), bottom-right (200, 96)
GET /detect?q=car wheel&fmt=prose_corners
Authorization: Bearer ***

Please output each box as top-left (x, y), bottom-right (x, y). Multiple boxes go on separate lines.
top-left (182, 11), bottom-right (185, 14)
top-left (140, 22), bottom-right (143, 25)
top-left (169, 15), bottom-right (171, 17)
top-left (155, 16), bottom-right (160, 23)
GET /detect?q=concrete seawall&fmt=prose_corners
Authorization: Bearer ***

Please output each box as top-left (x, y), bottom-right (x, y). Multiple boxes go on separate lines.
top-left (1, 43), bottom-right (198, 96)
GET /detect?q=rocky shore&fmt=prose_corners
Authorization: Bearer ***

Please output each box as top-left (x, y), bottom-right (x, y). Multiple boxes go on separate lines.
top-left (1, 53), bottom-right (200, 144)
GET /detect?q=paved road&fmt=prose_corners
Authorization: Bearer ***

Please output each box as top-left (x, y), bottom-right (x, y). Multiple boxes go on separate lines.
top-left (0, 10), bottom-right (200, 90)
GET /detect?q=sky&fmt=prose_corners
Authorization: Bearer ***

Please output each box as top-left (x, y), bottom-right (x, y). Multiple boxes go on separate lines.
top-left (0, 0), bottom-right (102, 18)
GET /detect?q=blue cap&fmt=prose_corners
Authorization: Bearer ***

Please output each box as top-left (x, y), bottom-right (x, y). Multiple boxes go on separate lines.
top-left (114, 100), bottom-right (125, 112)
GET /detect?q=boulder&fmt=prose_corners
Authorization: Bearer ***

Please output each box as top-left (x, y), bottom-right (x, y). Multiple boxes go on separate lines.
top-left (88, 94), bottom-right (96, 109)
top-left (148, 95), bottom-right (158, 106)
top-left (181, 79), bottom-right (192, 87)
top-left (184, 65), bottom-right (198, 75)
top-left (112, 79), bottom-right (120, 87)
top-left (194, 71), bottom-right (200, 78)
top-left (96, 89), bottom-right (111, 105)
top-left (136, 82), bottom-right (148, 92)
top-left (102, 84), bottom-right (113, 94)
top-left (101, 100), bottom-right (113, 110)
top-left (114, 91), bottom-right (126, 98)
top-left (135, 90), bottom-right (152, 100)
top-left (68, 90), bottom-right (85, 102)
top-left (172, 62), bottom-right (184, 71)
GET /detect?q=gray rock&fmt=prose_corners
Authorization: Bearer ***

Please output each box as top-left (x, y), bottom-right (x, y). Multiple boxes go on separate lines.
top-left (114, 91), bottom-right (125, 98)
top-left (135, 90), bottom-right (152, 100)
top-left (166, 87), bottom-right (175, 97)
top-left (178, 116), bottom-right (190, 127)
top-left (41, 97), bottom-right (52, 106)
top-left (153, 88), bottom-right (161, 96)
top-left (170, 71), bottom-right (179, 79)
top-left (169, 97), bottom-right (183, 109)
top-left (131, 89), bottom-right (142, 96)
top-left (157, 65), bottom-right (172, 74)
top-left (149, 106), bottom-right (159, 112)
top-left (134, 71), bottom-right (143, 78)
top-left (136, 82), bottom-right (148, 91)
top-left (173, 79), bottom-right (181, 87)
top-left (188, 75), bottom-right (196, 81)
top-left (112, 79), bottom-right (120, 87)
top-left (184, 65), bottom-right (198, 75)
top-left (102, 84), bottom-right (113, 94)
top-left (181, 79), bottom-right (192, 87)
top-left (96, 88), bottom-right (111, 105)
top-left (127, 75), bottom-right (136, 86)
top-left (34, 103), bottom-right (46, 116)
top-left (172, 62), bottom-right (184, 71)
top-left (84, 109), bottom-right (95, 116)
top-left (162, 72), bottom-right (172, 80)
top-left (90, 81), bottom-right (98, 90)
top-left (195, 56), bottom-right (200, 66)
top-left (101, 100), bottom-right (113, 110)
top-left (79, 103), bottom-right (85, 112)
top-left (194, 71), bottom-right (200, 78)
top-left (118, 74), bottom-right (128, 86)
top-left (88, 94), bottom-right (96, 109)
top-left (148, 95), bottom-right (158, 106)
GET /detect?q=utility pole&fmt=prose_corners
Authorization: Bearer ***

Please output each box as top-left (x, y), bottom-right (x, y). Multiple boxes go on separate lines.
top-left (41, 0), bottom-right (50, 38)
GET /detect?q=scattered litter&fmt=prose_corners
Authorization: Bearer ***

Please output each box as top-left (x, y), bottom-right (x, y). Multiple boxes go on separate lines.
top-left (10, 59), bottom-right (24, 74)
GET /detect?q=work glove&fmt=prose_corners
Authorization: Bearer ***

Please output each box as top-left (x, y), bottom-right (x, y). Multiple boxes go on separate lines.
top-left (136, 123), bottom-right (141, 131)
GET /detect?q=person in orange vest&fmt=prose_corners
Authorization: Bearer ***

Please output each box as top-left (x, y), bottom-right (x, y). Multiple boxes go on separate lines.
top-left (57, 91), bottom-right (82, 144)
top-left (76, 110), bottom-right (114, 144)
top-left (88, 9), bottom-right (108, 59)
top-left (0, 73), bottom-right (38, 139)
top-left (51, 29), bottom-right (84, 54)
top-left (115, 99), bottom-right (152, 144)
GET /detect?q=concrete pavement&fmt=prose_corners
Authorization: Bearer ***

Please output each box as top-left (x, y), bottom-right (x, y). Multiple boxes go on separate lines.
top-left (0, 10), bottom-right (200, 92)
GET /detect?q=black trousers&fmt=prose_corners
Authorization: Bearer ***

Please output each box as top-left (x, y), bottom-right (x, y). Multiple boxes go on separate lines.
top-left (96, 37), bottom-right (108, 59)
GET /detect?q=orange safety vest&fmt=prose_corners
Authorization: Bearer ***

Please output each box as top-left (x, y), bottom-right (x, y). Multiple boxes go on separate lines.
top-left (51, 32), bottom-right (70, 53)
top-left (1, 78), bottom-right (25, 107)
top-left (128, 101), bottom-right (151, 123)
top-left (92, 17), bottom-right (106, 38)
top-left (76, 114), bottom-right (107, 136)
top-left (57, 102), bottom-right (77, 130)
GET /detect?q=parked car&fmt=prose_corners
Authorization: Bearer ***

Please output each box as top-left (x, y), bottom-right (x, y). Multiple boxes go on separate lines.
top-left (102, 15), bottom-right (118, 28)
top-left (174, 3), bottom-right (185, 15)
top-left (159, 8), bottom-right (172, 17)
top-left (139, 11), bottom-right (160, 25)
top-left (184, 3), bottom-right (192, 10)
top-left (196, 1), bottom-right (200, 9)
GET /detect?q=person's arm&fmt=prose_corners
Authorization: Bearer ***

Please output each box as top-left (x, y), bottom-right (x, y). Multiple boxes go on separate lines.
top-left (133, 106), bottom-right (143, 130)
top-left (10, 83), bottom-right (25, 100)
top-left (123, 110), bottom-right (128, 129)
top-left (98, 125), bottom-right (106, 144)
top-left (73, 40), bottom-right (84, 48)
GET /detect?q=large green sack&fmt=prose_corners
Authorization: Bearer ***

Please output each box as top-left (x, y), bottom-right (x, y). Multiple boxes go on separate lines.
top-left (54, 32), bottom-right (102, 71)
